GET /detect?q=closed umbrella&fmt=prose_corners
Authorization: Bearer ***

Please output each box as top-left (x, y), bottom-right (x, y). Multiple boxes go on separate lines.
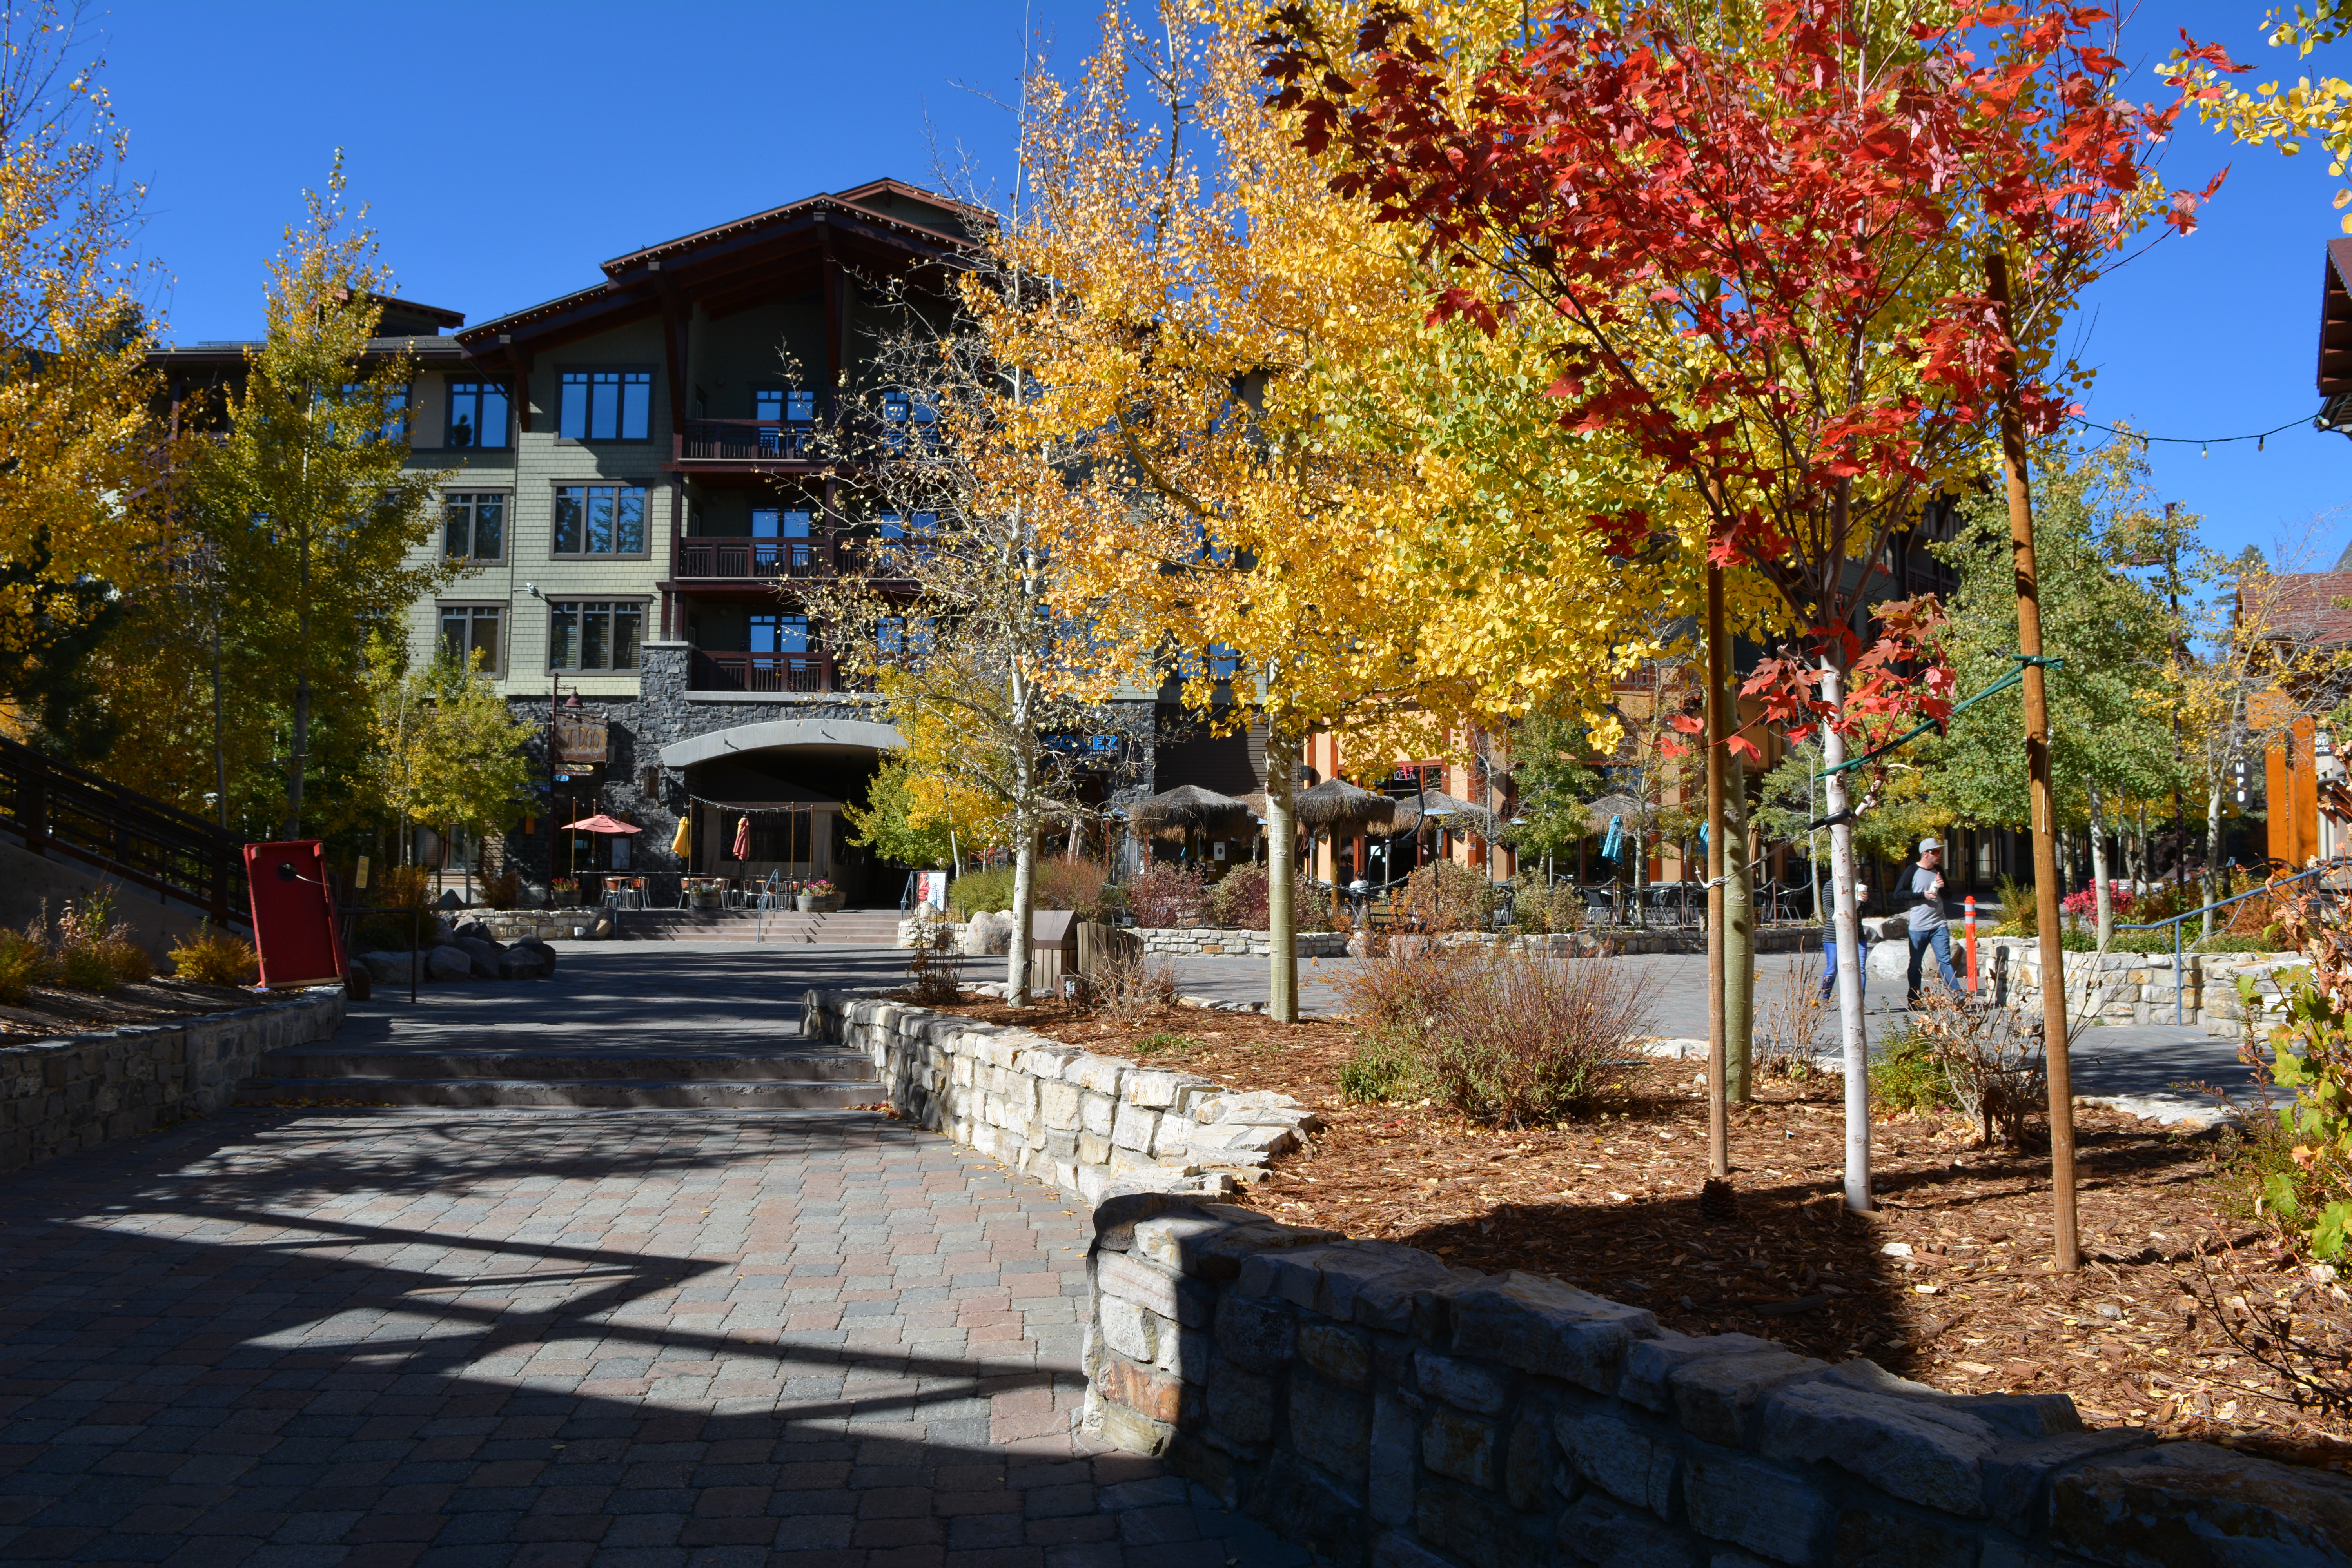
top-left (731, 815), bottom-right (751, 861)
top-left (669, 815), bottom-right (691, 858)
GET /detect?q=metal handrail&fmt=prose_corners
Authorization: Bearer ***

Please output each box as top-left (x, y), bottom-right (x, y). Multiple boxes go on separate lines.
top-left (2074, 857), bottom-right (2347, 1026)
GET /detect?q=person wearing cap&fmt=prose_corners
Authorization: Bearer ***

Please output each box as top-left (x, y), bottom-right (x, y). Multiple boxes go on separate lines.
top-left (1907, 837), bottom-right (1962, 1004)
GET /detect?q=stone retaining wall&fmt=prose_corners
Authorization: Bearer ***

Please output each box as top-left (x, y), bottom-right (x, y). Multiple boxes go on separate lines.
top-left (473, 907), bottom-right (611, 942)
top-left (801, 989), bottom-right (1319, 1206)
top-left (1132, 926), bottom-right (1353, 958)
top-left (0, 985), bottom-right (345, 1174)
top-left (1977, 938), bottom-right (2298, 1039)
top-left (1083, 1198), bottom-right (2352, 1568)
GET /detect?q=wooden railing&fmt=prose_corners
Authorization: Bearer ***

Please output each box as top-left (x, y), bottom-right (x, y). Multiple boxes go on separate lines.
top-left (676, 534), bottom-right (856, 580)
top-left (676, 418), bottom-right (817, 463)
top-left (690, 650), bottom-right (869, 694)
top-left (0, 734), bottom-right (248, 927)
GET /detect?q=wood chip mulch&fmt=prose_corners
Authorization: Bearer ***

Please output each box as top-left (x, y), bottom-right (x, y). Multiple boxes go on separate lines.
top-left (0, 978), bottom-right (264, 1041)
top-left (923, 989), bottom-right (2352, 1472)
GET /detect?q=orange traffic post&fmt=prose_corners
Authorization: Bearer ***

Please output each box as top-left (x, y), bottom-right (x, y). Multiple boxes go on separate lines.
top-left (1965, 895), bottom-right (1979, 993)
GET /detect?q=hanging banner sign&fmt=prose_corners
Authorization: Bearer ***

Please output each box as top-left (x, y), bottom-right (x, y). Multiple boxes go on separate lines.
top-left (553, 709), bottom-right (608, 766)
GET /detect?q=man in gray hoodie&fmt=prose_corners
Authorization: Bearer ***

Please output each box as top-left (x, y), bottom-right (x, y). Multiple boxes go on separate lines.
top-left (1907, 837), bottom-right (1964, 1005)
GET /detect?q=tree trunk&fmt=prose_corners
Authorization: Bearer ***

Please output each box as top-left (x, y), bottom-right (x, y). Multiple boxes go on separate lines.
top-left (1007, 742), bottom-right (1037, 1002)
top-left (1266, 728), bottom-right (1299, 1024)
top-left (1820, 660), bottom-right (1871, 1212)
top-left (284, 675), bottom-right (310, 838)
top-left (211, 615), bottom-right (228, 832)
top-left (1724, 747), bottom-right (1754, 1103)
top-left (2204, 780), bottom-right (2225, 940)
top-left (1630, 811), bottom-right (1650, 929)
top-left (2088, 783), bottom-right (2112, 947)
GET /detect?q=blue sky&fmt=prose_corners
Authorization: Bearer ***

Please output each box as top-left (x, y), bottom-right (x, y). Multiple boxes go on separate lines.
top-left (97, 1), bottom-right (2351, 569)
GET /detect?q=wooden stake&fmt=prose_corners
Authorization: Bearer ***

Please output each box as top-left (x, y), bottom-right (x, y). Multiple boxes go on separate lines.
top-left (1706, 562), bottom-right (1729, 1179)
top-left (1988, 250), bottom-right (2078, 1272)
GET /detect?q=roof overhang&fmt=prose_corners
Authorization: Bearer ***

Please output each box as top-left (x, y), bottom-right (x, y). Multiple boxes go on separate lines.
top-left (659, 717), bottom-right (903, 769)
top-left (2321, 239), bottom-right (2352, 396)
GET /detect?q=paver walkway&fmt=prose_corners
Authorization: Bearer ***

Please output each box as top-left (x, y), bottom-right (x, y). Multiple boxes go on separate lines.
top-left (0, 1104), bottom-right (1305, 1568)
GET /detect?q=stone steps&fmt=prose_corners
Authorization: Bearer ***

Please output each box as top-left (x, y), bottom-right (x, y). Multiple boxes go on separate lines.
top-left (236, 1075), bottom-right (878, 1109)
top-left (238, 1041), bottom-right (884, 1111)
top-left (621, 909), bottom-right (904, 944)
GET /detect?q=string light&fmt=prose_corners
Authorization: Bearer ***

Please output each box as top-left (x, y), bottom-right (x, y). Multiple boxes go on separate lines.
top-left (2065, 412), bottom-right (2307, 450)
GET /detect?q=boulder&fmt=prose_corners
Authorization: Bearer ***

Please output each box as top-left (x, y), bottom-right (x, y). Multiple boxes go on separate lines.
top-left (455, 937), bottom-right (505, 979)
top-left (590, 909), bottom-right (616, 940)
top-left (498, 945), bottom-right (554, 980)
top-left (963, 909), bottom-right (1014, 956)
top-left (424, 943), bottom-right (473, 982)
top-left (452, 919), bottom-right (496, 944)
top-left (358, 950), bottom-right (415, 985)
top-left (1868, 935), bottom-right (1911, 981)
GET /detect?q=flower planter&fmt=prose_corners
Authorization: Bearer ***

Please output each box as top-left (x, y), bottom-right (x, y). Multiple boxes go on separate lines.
top-left (798, 893), bottom-right (844, 913)
top-left (687, 889), bottom-right (725, 912)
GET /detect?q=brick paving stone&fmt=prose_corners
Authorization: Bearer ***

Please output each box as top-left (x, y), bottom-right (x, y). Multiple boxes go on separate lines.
top-left (0, 1090), bottom-right (1306, 1568)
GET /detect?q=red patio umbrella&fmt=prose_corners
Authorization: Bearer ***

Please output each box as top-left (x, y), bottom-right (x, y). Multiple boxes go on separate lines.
top-left (731, 815), bottom-right (750, 861)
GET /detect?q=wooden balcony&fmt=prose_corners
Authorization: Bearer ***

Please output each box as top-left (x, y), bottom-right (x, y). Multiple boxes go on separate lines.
top-left (690, 650), bottom-right (870, 694)
top-left (675, 417), bottom-right (818, 466)
top-left (675, 534), bottom-right (859, 580)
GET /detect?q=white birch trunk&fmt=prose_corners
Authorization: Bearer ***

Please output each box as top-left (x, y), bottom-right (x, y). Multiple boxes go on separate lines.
top-left (2204, 780), bottom-right (2225, 941)
top-left (2087, 783), bottom-right (2112, 948)
top-left (1266, 726), bottom-right (1298, 1023)
top-left (1820, 661), bottom-right (1871, 1212)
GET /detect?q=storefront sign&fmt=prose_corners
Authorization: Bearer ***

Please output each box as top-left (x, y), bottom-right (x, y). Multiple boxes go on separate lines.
top-left (553, 709), bottom-right (608, 766)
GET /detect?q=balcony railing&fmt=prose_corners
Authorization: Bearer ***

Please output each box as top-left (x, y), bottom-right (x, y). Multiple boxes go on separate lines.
top-left (690, 650), bottom-right (871, 694)
top-left (676, 418), bottom-right (817, 464)
top-left (676, 534), bottom-right (857, 580)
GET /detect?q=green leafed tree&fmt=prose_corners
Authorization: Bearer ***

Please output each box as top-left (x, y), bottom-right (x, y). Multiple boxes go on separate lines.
top-left (1929, 438), bottom-right (2187, 942)
top-left (189, 156), bottom-right (445, 837)
top-left (366, 634), bottom-right (536, 873)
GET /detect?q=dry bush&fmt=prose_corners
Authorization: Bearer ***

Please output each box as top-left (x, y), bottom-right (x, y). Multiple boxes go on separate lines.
top-left (1089, 941), bottom-right (1180, 1022)
top-left (0, 925), bottom-right (51, 1005)
top-left (1912, 987), bottom-right (2047, 1147)
top-left (904, 930), bottom-right (961, 1006)
top-left (1754, 951), bottom-right (1828, 1080)
top-left (168, 924), bottom-right (258, 987)
top-left (1396, 860), bottom-right (1501, 933)
top-left (481, 869), bottom-right (520, 910)
top-left (1126, 862), bottom-right (1213, 927)
top-left (50, 894), bottom-right (145, 995)
top-left (2183, 1236), bottom-right (2352, 1425)
top-left (1345, 946), bottom-right (1653, 1127)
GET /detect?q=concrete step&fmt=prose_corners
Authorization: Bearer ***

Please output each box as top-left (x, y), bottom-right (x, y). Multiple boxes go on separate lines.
top-left (254, 1048), bottom-right (880, 1083)
top-left (620, 909), bottom-right (903, 944)
top-left (235, 1075), bottom-right (880, 1110)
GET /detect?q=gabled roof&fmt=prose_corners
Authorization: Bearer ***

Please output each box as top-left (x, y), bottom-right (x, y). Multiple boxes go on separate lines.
top-left (457, 179), bottom-right (976, 359)
top-left (2247, 569), bottom-right (2352, 647)
top-left (2323, 240), bottom-right (2352, 396)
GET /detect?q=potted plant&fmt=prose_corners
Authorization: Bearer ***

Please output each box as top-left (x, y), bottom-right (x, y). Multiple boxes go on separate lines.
top-left (798, 878), bottom-right (843, 913)
top-left (551, 877), bottom-right (581, 907)
top-left (686, 877), bottom-right (725, 912)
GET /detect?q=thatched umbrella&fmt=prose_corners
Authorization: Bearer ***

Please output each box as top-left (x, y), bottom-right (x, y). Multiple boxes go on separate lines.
top-left (1127, 784), bottom-right (1254, 843)
top-left (1390, 789), bottom-right (1500, 839)
top-left (1293, 779), bottom-right (1399, 837)
top-left (1582, 792), bottom-right (1643, 834)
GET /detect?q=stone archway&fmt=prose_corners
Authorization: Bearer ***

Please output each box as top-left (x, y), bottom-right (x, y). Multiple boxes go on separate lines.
top-left (661, 718), bottom-right (907, 905)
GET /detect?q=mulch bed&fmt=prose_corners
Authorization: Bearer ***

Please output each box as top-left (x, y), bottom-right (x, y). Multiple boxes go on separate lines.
top-left (925, 990), bottom-right (2352, 1471)
top-left (0, 978), bottom-right (267, 1041)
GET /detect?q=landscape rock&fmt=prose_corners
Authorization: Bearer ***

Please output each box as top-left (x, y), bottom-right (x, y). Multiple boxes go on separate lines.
top-left (455, 937), bottom-right (505, 979)
top-left (424, 944), bottom-right (472, 982)
top-left (497, 945), bottom-right (554, 980)
top-left (962, 909), bottom-right (1013, 955)
top-left (2049, 1441), bottom-right (2352, 1567)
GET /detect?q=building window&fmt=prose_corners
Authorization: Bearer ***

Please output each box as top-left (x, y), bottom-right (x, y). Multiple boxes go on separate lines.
top-left (749, 613), bottom-right (811, 655)
top-left (754, 388), bottom-right (815, 423)
top-left (879, 389), bottom-right (936, 452)
top-left (552, 484), bottom-right (648, 555)
top-left (549, 601), bottom-right (644, 672)
top-left (339, 383), bottom-right (407, 443)
top-left (750, 508), bottom-right (813, 540)
top-left (446, 380), bottom-right (511, 448)
top-left (558, 369), bottom-right (652, 441)
top-left (443, 493), bottom-right (506, 562)
top-left (439, 604), bottom-right (503, 673)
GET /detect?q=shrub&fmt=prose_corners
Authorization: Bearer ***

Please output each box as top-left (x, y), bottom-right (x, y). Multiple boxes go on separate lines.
top-left (1203, 864), bottom-right (1330, 931)
top-left (381, 863), bottom-right (433, 910)
top-left (49, 893), bottom-right (146, 995)
top-left (1509, 881), bottom-right (1585, 935)
top-left (948, 865), bottom-right (1014, 918)
top-left (1396, 860), bottom-right (1501, 933)
top-left (1343, 946), bottom-right (1652, 1127)
top-left (2232, 888), bottom-right (2352, 1258)
top-left (1869, 1024), bottom-right (1948, 1115)
top-left (1911, 988), bottom-right (2044, 1146)
top-left (1993, 873), bottom-right (2036, 937)
top-left (0, 925), bottom-right (50, 1004)
top-left (1125, 862), bottom-right (1213, 927)
top-left (1036, 858), bottom-right (1125, 923)
top-left (168, 924), bottom-right (259, 987)
top-left (1338, 1035), bottom-right (1417, 1103)
top-left (1088, 942), bottom-right (1180, 1022)
top-left (481, 869), bottom-right (520, 910)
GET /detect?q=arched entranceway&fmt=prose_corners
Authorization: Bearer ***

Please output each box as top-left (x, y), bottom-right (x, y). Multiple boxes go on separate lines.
top-left (659, 719), bottom-right (909, 907)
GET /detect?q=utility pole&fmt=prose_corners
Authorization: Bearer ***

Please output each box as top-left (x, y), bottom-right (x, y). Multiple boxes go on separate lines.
top-left (1989, 251), bottom-right (2078, 1272)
